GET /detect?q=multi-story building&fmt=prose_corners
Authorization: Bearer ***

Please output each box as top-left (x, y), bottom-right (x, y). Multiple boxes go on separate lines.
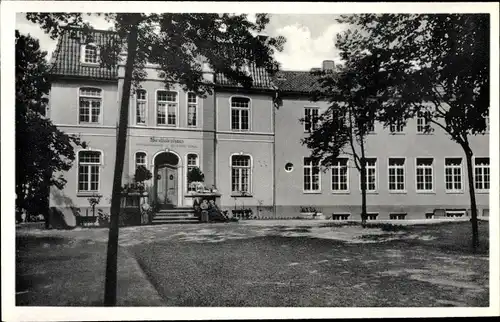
top-left (48, 29), bottom-right (489, 222)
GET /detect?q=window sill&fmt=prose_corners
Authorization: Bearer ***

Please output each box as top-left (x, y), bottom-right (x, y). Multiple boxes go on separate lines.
top-left (331, 191), bottom-right (350, 194)
top-left (445, 190), bottom-right (464, 194)
top-left (416, 132), bottom-right (434, 135)
top-left (231, 194), bottom-right (253, 198)
top-left (81, 62), bottom-right (100, 67)
top-left (476, 190), bottom-right (490, 194)
top-left (389, 190), bottom-right (407, 194)
top-left (389, 132), bottom-right (405, 135)
top-left (157, 124), bottom-right (178, 127)
top-left (416, 191), bottom-right (436, 194)
top-left (303, 191), bottom-right (322, 194)
top-left (78, 122), bottom-right (102, 126)
top-left (77, 192), bottom-right (102, 197)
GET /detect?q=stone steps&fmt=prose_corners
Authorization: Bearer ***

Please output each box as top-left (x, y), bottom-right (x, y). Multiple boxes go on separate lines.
top-left (151, 208), bottom-right (199, 224)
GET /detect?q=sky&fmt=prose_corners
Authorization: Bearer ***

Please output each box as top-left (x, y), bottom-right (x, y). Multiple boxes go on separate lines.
top-left (15, 13), bottom-right (348, 71)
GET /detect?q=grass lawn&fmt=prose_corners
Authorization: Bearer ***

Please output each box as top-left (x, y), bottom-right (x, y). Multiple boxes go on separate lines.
top-left (15, 220), bottom-right (489, 307)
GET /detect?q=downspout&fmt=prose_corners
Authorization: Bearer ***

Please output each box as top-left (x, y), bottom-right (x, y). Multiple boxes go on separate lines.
top-left (272, 89), bottom-right (278, 217)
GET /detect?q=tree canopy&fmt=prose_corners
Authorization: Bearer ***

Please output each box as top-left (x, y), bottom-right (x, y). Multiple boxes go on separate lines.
top-left (15, 30), bottom-right (84, 218)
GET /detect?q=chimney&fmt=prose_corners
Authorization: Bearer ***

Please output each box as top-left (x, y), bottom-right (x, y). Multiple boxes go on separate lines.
top-left (322, 60), bottom-right (335, 72)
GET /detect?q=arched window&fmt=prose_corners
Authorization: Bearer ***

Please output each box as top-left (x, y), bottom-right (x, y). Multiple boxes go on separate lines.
top-left (135, 152), bottom-right (147, 168)
top-left (78, 150), bottom-right (102, 192)
top-left (79, 87), bottom-right (102, 124)
top-left (231, 154), bottom-right (252, 194)
top-left (136, 89), bottom-right (147, 125)
top-left (230, 97), bottom-right (250, 131)
top-left (186, 154), bottom-right (199, 192)
top-left (82, 44), bottom-right (99, 64)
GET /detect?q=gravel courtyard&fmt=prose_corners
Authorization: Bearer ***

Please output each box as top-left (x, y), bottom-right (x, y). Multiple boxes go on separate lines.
top-left (16, 220), bottom-right (489, 307)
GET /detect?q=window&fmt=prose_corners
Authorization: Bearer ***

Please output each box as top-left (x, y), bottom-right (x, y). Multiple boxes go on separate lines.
top-left (367, 213), bottom-right (378, 220)
top-left (304, 107), bottom-right (319, 132)
top-left (79, 88), bottom-right (102, 124)
top-left (187, 154), bottom-right (199, 192)
top-left (231, 155), bottom-right (251, 194)
top-left (416, 112), bottom-right (431, 134)
top-left (135, 152), bottom-right (147, 169)
top-left (78, 151), bottom-right (101, 192)
top-left (390, 213), bottom-right (407, 220)
top-left (388, 158), bottom-right (405, 192)
top-left (304, 157), bottom-right (321, 192)
top-left (389, 119), bottom-right (404, 133)
top-left (416, 158), bottom-right (434, 192)
top-left (187, 92), bottom-right (198, 127)
top-left (445, 210), bottom-right (466, 218)
top-left (367, 120), bottom-right (375, 133)
top-left (136, 89), bottom-right (147, 125)
top-left (231, 97), bottom-right (250, 131)
top-left (445, 158), bottom-right (463, 192)
top-left (284, 162), bottom-right (294, 172)
top-left (332, 213), bottom-right (350, 220)
top-left (157, 91), bottom-right (177, 126)
top-left (82, 44), bottom-right (99, 64)
top-left (331, 158), bottom-right (349, 192)
top-left (361, 158), bottom-right (377, 192)
top-left (474, 157), bottom-right (490, 191)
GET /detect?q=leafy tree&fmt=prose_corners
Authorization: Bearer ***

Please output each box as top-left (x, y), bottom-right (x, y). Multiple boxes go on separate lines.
top-left (302, 28), bottom-right (384, 225)
top-left (187, 166), bottom-right (205, 184)
top-left (15, 30), bottom-right (84, 225)
top-left (337, 14), bottom-right (489, 249)
top-left (133, 165), bottom-right (152, 189)
top-left (27, 12), bottom-right (285, 305)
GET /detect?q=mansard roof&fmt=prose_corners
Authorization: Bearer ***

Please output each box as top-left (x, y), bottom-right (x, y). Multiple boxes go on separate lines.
top-left (50, 28), bottom-right (119, 80)
top-left (50, 28), bottom-right (276, 90)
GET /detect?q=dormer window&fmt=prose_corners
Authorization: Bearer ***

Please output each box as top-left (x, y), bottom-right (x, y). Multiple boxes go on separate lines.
top-left (81, 44), bottom-right (99, 65)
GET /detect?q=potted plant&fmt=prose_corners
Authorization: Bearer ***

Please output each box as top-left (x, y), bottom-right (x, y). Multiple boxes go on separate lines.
top-left (134, 165), bottom-right (152, 193)
top-left (187, 166), bottom-right (205, 193)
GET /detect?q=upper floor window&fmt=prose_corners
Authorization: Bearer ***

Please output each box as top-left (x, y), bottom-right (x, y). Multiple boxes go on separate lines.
top-left (331, 158), bottom-right (349, 192)
top-left (79, 87), bottom-right (102, 124)
top-left (416, 112), bottom-right (431, 134)
top-left (78, 150), bottom-right (102, 192)
top-left (304, 157), bottom-right (321, 192)
top-left (136, 89), bottom-right (147, 125)
top-left (388, 158), bottom-right (405, 192)
top-left (416, 158), bottom-right (434, 192)
top-left (445, 158), bottom-right (463, 192)
top-left (231, 155), bottom-right (251, 194)
top-left (81, 44), bottom-right (99, 64)
top-left (390, 119), bottom-right (404, 134)
top-left (135, 152), bottom-right (147, 169)
top-left (187, 154), bottom-right (199, 192)
top-left (367, 120), bottom-right (375, 134)
top-left (231, 97), bottom-right (250, 131)
top-left (361, 158), bottom-right (377, 192)
top-left (187, 92), bottom-right (198, 127)
top-left (474, 157), bottom-right (490, 192)
top-left (304, 107), bottom-right (319, 132)
top-left (157, 91), bottom-right (177, 126)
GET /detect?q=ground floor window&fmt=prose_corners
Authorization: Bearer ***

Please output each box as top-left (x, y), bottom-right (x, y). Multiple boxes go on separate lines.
top-left (474, 157), bottom-right (490, 191)
top-left (187, 153), bottom-right (199, 192)
top-left (231, 154), bottom-right (251, 194)
top-left (135, 152), bottom-right (147, 168)
top-left (304, 157), bottom-right (320, 192)
top-left (78, 150), bottom-right (101, 192)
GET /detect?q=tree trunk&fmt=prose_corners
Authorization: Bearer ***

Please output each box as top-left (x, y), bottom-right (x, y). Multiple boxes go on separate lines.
top-left (104, 23), bottom-right (139, 306)
top-left (464, 147), bottom-right (479, 251)
top-left (360, 158), bottom-right (367, 226)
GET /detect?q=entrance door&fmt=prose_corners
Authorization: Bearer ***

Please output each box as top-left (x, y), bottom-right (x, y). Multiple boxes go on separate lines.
top-left (156, 165), bottom-right (178, 208)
